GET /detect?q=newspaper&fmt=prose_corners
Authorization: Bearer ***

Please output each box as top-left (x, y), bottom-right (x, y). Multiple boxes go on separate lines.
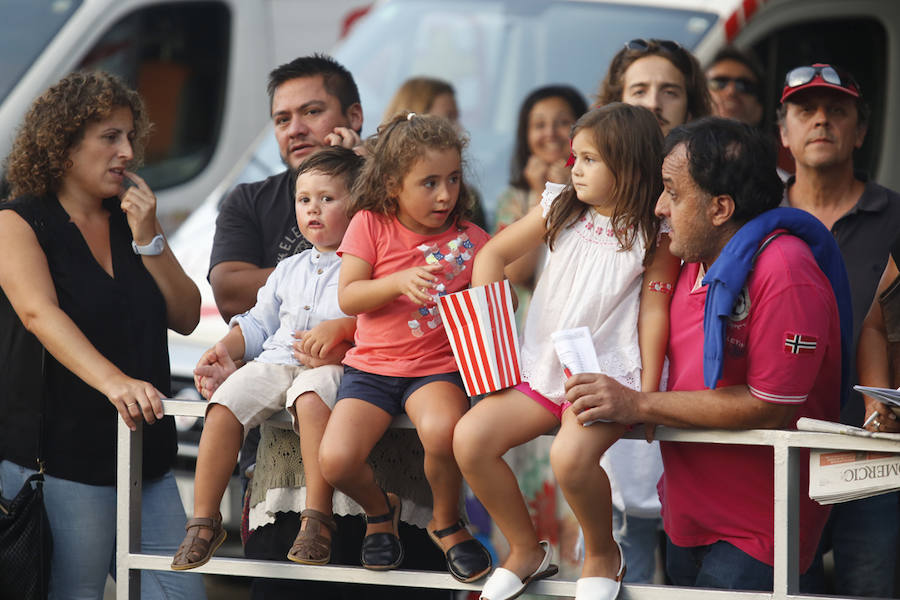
top-left (809, 448), bottom-right (900, 504)
top-left (854, 385), bottom-right (900, 416)
top-left (796, 417), bottom-right (900, 441)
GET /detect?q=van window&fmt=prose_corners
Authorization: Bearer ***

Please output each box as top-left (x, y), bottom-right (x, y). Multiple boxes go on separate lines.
top-left (0, 0), bottom-right (82, 104)
top-left (751, 18), bottom-right (886, 178)
top-left (335, 0), bottom-right (716, 223)
top-left (77, 2), bottom-right (231, 191)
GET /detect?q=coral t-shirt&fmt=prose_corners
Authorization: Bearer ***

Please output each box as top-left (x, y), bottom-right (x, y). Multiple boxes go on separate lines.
top-left (660, 233), bottom-right (840, 571)
top-left (338, 210), bottom-right (490, 377)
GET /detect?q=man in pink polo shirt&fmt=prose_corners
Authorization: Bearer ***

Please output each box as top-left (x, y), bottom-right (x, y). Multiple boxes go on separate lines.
top-left (563, 117), bottom-right (842, 591)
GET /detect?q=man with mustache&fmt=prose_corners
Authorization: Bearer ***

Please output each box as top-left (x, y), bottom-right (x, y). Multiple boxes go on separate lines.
top-left (779, 63), bottom-right (900, 598)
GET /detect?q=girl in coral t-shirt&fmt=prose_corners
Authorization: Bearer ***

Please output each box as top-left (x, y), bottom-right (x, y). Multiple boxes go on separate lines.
top-left (319, 113), bottom-right (492, 583)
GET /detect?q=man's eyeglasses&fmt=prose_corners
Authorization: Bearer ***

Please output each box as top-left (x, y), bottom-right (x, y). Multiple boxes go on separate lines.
top-left (708, 76), bottom-right (759, 97)
top-left (783, 65), bottom-right (859, 94)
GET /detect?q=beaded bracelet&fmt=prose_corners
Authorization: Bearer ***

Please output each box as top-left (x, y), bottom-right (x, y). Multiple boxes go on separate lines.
top-left (648, 281), bottom-right (673, 295)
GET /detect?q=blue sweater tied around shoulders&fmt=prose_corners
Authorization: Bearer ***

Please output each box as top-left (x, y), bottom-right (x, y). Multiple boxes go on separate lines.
top-left (701, 206), bottom-right (853, 408)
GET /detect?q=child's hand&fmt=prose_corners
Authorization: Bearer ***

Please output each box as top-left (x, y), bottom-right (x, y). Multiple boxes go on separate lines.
top-left (294, 319), bottom-right (348, 358)
top-left (324, 126), bottom-right (362, 150)
top-left (193, 342), bottom-right (237, 400)
top-left (391, 264), bottom-right (443, 305)
top-left (292, 334), bottom-right (352, 367)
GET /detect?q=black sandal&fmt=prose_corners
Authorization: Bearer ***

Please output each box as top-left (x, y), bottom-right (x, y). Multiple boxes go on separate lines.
top-left (428, 519), bottom-right (492, 583)
top-left (361, 490), bottom-right (404, 570)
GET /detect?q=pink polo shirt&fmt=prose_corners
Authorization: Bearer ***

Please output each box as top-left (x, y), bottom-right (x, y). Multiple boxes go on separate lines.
top-left (660, 233), bottom-right (840, 571)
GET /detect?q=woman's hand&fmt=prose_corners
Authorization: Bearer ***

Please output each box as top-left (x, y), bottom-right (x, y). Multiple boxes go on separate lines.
top-left (119, 171), bottom-right (158, 245)
top-left (523, 155), bottom-right (550, 194)
top-left (546, 159), bottom-right (570, 185)
top-left (390, 264), bottom-right (443, 305)
top-left (102, 373), bottom-right (165, 431)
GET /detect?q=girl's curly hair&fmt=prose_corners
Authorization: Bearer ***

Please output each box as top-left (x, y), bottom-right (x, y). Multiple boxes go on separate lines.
top-left (4, 70), bottom-right (150, 199)
top-left (349, 113), bottom-right (473, 226)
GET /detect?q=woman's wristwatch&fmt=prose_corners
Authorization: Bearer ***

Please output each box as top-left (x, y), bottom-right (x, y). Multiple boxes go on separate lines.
top-left (131, 234), bottom-right (165, 256)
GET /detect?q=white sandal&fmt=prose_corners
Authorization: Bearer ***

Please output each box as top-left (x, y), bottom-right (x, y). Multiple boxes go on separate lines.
top-left (480, 540), bottom-right (559, 600)
top-left (574, 541), bottom-right (626, 600)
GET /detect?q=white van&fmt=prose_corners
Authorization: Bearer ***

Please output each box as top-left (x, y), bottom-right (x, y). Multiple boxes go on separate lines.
top-left (168, 0), bottom-right (900, 378)
top-left (0, 0), bottom-right (366, 229)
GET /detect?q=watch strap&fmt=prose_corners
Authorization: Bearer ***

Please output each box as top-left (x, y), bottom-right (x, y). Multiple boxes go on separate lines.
top-left (132, 233), bottom-right (165, 255)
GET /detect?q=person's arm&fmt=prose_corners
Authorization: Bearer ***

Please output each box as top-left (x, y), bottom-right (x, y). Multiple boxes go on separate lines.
top-left (209, 261), bottom-right (274, 322)
top-left (338, 252), bottom-right (442, 315)
top-left (121, 171), bottom-right (200, 334)
top-left (472, 202), bottom-right (546, 287)
top-left (0, 210), bottom-right (163, 431)
top-left (857, 256), bottom-right (900, 432)
top-left (638, 235), bottom-right (681, 393)
top-left (565, 375), bottom-right (796, 429)
top-left (493, 187), bottom-right (542, 285)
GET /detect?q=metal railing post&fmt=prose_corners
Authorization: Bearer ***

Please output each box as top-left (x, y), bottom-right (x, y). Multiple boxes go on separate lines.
top-left (772, 435), bottom-right (800, 598)
top-left (116, 419), bottom-right (143, 598)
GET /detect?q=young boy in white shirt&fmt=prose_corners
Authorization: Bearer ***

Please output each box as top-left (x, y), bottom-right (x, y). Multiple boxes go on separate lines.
top-left (171, 146), bottom-right (362, 570)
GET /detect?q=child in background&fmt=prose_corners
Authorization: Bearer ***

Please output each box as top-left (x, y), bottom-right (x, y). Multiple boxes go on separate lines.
top-left (318, 113), bottom-right (492, 582)
top-left (171, 147), bottom-right (362, 570)
top-left (454, 103), bottom-right (681, 600)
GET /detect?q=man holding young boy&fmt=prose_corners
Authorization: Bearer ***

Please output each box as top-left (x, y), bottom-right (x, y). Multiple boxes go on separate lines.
top-left (173, 146), bottom-right (359, 570)
top-left (565, 118), bottom-right (844, 591)
top-left (204, 54), bottom-right (447, 599)
top-left (209, 53), bottom-right (363, 321)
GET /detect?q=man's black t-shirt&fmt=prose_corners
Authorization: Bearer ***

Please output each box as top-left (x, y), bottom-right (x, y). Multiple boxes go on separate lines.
top-left (209, 170), bottom-right (311, 274)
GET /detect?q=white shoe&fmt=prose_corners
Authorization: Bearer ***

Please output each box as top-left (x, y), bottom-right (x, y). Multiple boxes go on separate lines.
top-left (480, 540), bottom-right (559, 600)
top-left (574, 541), bottom-right (626, 600)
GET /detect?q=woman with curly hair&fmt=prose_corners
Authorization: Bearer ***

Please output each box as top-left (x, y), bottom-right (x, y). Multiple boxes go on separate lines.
top-left (0, 71), bottom-right (206, 600)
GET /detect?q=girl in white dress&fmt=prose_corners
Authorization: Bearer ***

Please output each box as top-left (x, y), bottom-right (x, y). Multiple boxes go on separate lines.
top-left (454, 103), bottom-right (681, 600)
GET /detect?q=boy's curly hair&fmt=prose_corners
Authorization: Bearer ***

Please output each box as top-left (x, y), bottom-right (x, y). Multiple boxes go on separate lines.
top-left (350, 113), bottom-right (473, 226)
top-left (4, 71), bottom-right (150, 199)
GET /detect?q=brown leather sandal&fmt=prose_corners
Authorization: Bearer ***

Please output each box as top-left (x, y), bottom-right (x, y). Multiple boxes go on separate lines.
top-left (170, 514), bottom-right (226, 571)
top-left (287, 509), bottom-right (337, 565)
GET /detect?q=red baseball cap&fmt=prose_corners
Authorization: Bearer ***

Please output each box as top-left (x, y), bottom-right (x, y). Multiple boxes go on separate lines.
top-left (780, 63), bottom-right (861, 103)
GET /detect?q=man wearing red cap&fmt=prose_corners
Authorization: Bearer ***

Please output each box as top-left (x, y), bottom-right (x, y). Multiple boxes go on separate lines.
top-left (779, 63), bottom-right (900, 598)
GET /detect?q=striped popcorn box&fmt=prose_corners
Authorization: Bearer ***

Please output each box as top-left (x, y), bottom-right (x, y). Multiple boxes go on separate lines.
top-left (438, 280), bottom-right (522, 397)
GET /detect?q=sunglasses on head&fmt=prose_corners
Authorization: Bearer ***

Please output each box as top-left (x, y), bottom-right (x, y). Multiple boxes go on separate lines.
top-left (708, 76), bottom-right (759, 96)
top-left (625, 38), bottom-right (682, 54)
top-left (783, 65), bottom-right (859, 92)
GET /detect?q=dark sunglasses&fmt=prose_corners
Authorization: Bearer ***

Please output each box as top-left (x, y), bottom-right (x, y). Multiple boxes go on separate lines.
top-left (784, 65), bottom-right (859, 93)
top-left (625, 38), bottom-right (682, 54)
top-left (708, 76), bottom-right (759, 96)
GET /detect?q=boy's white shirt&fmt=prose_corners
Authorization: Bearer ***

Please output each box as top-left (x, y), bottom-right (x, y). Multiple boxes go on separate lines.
top-left (230, 248), bottom-right (348, 364)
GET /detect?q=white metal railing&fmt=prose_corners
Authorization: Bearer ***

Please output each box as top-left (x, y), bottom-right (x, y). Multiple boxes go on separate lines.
top-left (115, 398), bottom-right (900, 599)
